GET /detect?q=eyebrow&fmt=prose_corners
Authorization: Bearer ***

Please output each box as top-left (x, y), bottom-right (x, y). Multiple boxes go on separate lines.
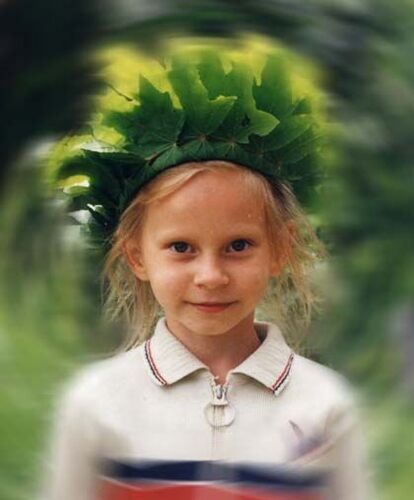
top-left (155, 226), bottom-right (264, 242)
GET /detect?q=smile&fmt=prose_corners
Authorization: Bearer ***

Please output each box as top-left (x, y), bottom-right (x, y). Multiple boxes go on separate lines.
top-left (188, 302), bottom-right (235, 313)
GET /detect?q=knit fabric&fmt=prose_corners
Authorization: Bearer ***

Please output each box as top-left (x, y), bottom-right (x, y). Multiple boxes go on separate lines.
top-left (39, 318), bottom-right (372, 500)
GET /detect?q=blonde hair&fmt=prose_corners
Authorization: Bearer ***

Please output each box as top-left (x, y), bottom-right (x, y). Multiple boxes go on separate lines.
top-left (101, 160), bottom-right (326, 352)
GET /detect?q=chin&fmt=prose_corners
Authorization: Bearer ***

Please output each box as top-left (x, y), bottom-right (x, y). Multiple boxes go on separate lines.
top-left (194, 326), bottom-right (233, 337)
top-left (182, 316), bottom-right (246, 337)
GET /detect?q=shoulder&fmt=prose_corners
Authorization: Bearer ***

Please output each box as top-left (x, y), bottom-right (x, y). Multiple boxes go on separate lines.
top-left (286, 357), bottom-right (372, 498)
top-left (292, 354), bottom-right (354, 398)
top-left (289, 354), bottom-right (360, 421)
top-left (55, 347), bottom-right (148, 415)
top-left (279, 354), bottom-right (366, 459)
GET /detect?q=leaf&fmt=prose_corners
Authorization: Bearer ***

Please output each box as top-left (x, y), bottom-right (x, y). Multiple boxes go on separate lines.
top-left (285, 155), bottom-right (323, 207)
top-left (168, 57), bottom-right (236, 135)
top-left (57, 151), bottom-right (144, 212)
top-left (88, 185), bottom-right (119, 213)
top-left (197, 51), bottom-right (227, 99)
top-left (248, 115), bottom-right (313, 154)
top-left (82, 151), bottom-right (124, 201)
top-left (211, 141), bottom-right (251, 167)
top-left (103, 110), bottom-right (135, 141)
top-left (56, 154), bottom-right (95, 181)
top-left (277, 128), bottom-right (322, 164)
top-left (182, 138), bottom-right (217, 160)
top-left (64, 185), bottom-right (90, 197)
top-left (253, 54), bottom-right (294, 119)
top-left (198, 53), bottom-right (277, 142)
top-left (215, 62), bottom-right (278, 142)
top-left (150, 143), bottom-right (190, 172)
top-left (118, 176), bottom-right (146, 214)
top-left (86, 205), bottom-right (111, 228)
top-left (292, 96), bottom-right (312, 115)
top-left (82, 150), bottom-right (146, 187)
top-left (105, 77), bottom-right (185, 158)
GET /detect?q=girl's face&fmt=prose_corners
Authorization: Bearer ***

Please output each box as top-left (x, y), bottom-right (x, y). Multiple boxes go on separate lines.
top-left (126, 169), bottom-right (284, 339)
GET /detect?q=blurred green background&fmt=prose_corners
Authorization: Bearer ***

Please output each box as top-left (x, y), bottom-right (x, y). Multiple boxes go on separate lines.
top-left (1, 0), bottom-right (413, 498)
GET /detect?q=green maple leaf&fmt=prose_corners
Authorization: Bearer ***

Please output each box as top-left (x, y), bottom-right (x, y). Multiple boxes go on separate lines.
top-left (248, 115), bottom-right (314, 155)
top-left (253, 54), bottom-right (294, 119)
top-left (150, 143), bottom-right (189, 172)
top-left (105, 77), bottom-right (184, 159)
top-left (211, 141), bottom-right (251, 167)
top-left (168, 56), bottom-right (236, 136)
top-left (198, 52), bottom-right (278, 143)
top-left (292, 96), bottom-right (312, 115)
top-left (276, 127), bottom-right (322, 164)
top-left (82, 150), bottom-right (145, 181)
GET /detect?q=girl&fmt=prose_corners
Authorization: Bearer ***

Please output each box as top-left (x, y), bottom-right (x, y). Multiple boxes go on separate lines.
top-left (41, 42), bottom-right (372, 499)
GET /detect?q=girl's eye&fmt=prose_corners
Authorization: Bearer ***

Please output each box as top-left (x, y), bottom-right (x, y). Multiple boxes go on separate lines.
top-left (228, 239), bottom-right (251, 252)
top-left (168, 239), bottom-right (251, 253)
top-left (169, 241), bottom-right (191, 253)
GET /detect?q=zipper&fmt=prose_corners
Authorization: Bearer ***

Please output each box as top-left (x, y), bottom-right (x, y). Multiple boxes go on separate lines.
top-left (205, 374), bottom-right (235, 459)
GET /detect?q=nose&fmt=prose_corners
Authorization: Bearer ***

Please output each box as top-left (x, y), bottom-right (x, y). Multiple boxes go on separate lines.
top-left (193, 255), bottom-right (230, 289)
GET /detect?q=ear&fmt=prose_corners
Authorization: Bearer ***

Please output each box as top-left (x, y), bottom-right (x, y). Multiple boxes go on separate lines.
top-left (270, 220), bottom-right (295, 277)
top-left (122, 241), bottom-right (150, 282)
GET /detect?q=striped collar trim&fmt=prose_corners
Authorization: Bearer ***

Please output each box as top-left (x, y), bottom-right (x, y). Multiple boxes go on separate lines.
top-left (141, 317), bottom-right (294, 396)
top-left (141, 318), bottom-right (207, 386)
top-left (229, 321), bottom-right (295, 396)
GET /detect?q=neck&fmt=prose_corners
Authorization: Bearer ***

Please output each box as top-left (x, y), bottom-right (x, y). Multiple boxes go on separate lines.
top-left (165, 313), bottom-right (262, 385)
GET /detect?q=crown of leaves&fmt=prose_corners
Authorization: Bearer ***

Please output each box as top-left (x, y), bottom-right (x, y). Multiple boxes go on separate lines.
top-left (56, 45), bottom-right (323, 254)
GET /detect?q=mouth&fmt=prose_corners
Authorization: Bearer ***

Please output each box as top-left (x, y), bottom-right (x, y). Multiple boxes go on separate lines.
top-left (187, 301), bottom-right (236, 313)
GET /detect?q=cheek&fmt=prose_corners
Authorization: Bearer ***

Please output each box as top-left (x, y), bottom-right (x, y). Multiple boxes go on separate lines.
top-left (235, 261), bottom-right (272, 294)
top-left (241, 256), bottom-right (273, 280)
top-left (146, 265), bottom-right (189, 299)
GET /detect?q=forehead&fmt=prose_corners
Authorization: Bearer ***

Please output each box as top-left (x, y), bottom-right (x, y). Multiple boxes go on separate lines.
top-left (143, 169), bottom-right (266, 233)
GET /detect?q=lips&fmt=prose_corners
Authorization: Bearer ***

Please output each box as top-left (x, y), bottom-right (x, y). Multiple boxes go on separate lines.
top-left (188, 301), bottom-right (236, 313)
top-left (194, 302), bottom-right (233, 306)
top-left (189, 300), bottom-right (235, 306)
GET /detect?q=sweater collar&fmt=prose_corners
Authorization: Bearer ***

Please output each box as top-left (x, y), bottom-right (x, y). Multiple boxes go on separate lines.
top-left (141, 317), bottom-right (294, 396)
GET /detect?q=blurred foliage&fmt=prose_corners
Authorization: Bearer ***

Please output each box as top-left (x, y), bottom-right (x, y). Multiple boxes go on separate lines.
top-left (1, 0), bottom-right (414, 498)
top-left (307, 0), bottom-right (414, 393)
top-left (0, 163), bottom-right (121, 500)
top-left (0, 0), bottom-right (103, 189)
top-left (0, 0), bottom-right (113, 498)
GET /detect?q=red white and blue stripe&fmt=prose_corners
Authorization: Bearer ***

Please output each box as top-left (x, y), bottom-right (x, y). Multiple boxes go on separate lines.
top-left (97, 459), bottom-right (328, 499)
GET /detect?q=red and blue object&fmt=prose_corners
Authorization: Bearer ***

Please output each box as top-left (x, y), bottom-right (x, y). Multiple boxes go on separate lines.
top-left (98, 459), bottom-right (328, 499)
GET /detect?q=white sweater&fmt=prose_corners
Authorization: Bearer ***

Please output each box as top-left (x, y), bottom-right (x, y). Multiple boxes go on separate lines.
top-left (40, 317), bottom-right (373, 499)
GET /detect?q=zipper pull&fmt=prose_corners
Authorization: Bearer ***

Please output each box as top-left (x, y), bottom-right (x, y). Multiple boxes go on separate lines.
top-left (205, 376), bottom-right (235, 427)
top-left (210, 377), bottom-right (229, 406)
